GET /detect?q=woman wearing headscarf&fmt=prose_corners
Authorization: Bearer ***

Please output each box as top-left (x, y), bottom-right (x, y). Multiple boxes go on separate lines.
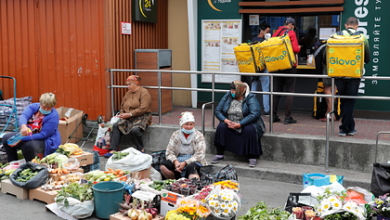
top-left (105, 75), bottom-right (152, 157)
top-left (211, 81), bottom-right (265, 167)
top-left (160, 112), bottom-right (207, 180)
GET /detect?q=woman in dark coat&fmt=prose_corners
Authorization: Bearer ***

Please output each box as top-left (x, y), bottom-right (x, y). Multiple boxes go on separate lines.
top-left (211, 81), bottom-right (265, 167)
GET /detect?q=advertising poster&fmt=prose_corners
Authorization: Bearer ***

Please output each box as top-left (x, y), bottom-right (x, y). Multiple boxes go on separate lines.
top-left (202, 19), bottom-right (242, 83)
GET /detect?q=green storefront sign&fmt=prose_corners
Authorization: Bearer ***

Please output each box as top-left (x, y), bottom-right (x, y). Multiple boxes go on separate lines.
top-left (197, 0), bottom-right (241, 105)
top-left (340, 0), bottom-right (389, 111)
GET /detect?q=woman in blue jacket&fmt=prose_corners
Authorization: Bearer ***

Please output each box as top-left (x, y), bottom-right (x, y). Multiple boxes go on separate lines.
top-left (3, 93), bottom-right (61, 162)
top-left (211, 81), bottom-right (265, 167)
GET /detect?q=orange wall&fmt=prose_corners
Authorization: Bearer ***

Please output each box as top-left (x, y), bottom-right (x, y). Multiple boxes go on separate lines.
top-left (0, 0), bottom-right (169, 119)
top-left (0, 0), bottom-right (106, 119)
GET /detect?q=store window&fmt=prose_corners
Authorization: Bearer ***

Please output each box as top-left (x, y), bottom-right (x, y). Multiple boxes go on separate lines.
top-left (248, 14), bottom-right (340, 66)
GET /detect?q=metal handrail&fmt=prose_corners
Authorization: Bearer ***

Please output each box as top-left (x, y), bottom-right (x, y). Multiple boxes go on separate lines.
top-left (201, 102), bottom-right (214, 136)
top-left (375, 131), bottom-right (390, 164)
top-left (109, 69), bottom-right (390, 172)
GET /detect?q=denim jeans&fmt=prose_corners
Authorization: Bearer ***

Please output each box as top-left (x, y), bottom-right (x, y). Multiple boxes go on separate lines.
top-left (251, 69), bottom-right (270, 113)
top-left (335, 78), bottom-right (361, 133)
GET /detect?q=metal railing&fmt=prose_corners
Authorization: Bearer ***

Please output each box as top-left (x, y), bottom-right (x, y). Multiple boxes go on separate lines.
top-left (109, 69), bottom-right (390, 172)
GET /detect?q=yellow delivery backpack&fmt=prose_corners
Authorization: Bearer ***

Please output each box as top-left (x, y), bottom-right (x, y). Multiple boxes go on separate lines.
top-left (326, 32), bottom-right (365, 78)
top-left (234, 42), bottom-right (265, 73)
top-left (260, 29), bottom-right (296, 72)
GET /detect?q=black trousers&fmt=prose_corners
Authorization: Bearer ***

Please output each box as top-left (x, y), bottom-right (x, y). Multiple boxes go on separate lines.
top-left (215, 143), bottom-right (260, 159)
top-left (161, 160), bottom-right (200, 179)
top-left (272, 67), bottom-right (297, 118)
top-left (109, 122), bottom-right (145, 152)
top-left (3, 132), bottom-right (45, 162)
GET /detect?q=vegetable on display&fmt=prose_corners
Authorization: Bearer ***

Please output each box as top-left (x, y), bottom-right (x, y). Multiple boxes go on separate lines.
top-left (56, 182), bottom-right (93, 207)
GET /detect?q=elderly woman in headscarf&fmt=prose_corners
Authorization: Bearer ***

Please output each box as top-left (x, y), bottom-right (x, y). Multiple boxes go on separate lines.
top-left (160, 112), bottom-right (207, 180)
top-left (105, 75), bottom-right (152, 157)
top-left (211, 81), bottom-right (265, 167)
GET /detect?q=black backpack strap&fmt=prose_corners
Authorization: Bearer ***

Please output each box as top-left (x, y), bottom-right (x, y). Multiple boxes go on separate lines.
top-left (276, 27), bottom-right (289, 37)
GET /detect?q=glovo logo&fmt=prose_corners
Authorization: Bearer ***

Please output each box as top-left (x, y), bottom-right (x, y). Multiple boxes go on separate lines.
top-left (237, 57), bottom-right (253, 66)
top-left (265, 51), bottom-right (287, 62)
top-left (208, 0), bottom-right (222, 12)
top-left (329, 55), bottom-right (361, 66)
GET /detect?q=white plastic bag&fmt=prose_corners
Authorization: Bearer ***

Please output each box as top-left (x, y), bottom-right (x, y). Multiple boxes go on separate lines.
top-left (56, 197), bottom-right (94, 219)
top-left (347, 186), bottom-right (375, 203)
top-left (109, 113), bottom-right (120, 125)
top-left (94, 125), bottom-right (110, 146)
top-left (299, 182), bottom-right (346, 207)
top-left (63, 158), bottom-right (80, 171)
top-left (105, 147), bottom-right (152, 172)
top-left (149, 167), bottom-right (162, 181)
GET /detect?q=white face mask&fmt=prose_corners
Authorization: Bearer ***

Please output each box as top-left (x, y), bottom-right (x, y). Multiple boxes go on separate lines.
top-left (264, 33), bottom-right (271, 40)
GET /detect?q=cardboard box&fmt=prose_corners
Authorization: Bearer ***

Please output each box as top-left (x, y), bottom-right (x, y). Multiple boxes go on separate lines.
top-left (160, 189), bottom-right (184, 217)
top-left (29, 187), bottom-right (58, 204)
top-left (70, 152), bottom-right (93, 166)
top-left (110, 212), bottom-right (164, 220)
top-left (56, 107), bottom-right (84, 144)
top-left (49, 168), bottom-right (84, 181)
top-left (1, 179), bottom-right (29, 199)
top-left (131, 168), bottom-right (150, 180)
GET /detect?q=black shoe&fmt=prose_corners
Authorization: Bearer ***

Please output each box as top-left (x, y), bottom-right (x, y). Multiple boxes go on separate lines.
top-left (263, 111), bottom-right (270, 116)
top-left (284, 117), bottom-right (297, 125)
top-left (273, 116), bottom-right (281, 123)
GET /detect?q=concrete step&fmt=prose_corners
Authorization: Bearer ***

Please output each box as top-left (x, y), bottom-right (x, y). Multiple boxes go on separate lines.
top-left (204, 154), bottom-right (372, 190)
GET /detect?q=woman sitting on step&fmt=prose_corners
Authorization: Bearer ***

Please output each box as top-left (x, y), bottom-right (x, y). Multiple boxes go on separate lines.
top-left (160, 112), bottom-right (207, 180)
top-left (211, 80), bottom-right (265, 167)
top-left (105, 75), bottom-right (152, 157)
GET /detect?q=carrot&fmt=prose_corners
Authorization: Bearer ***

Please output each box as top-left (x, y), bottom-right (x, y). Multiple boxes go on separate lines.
top-left (58, 168), bottom-right (62, 175)
top-left (104, 171), bottom-right (111, 174)
top-left (31, 159), bottom-right (37, 163)
top-left (51, 169), bottom-right (57, 174)
top-left (115, 169), bottom-right (121, 173)
top-left (62, 169), bottom-right (69, 174)
top-left (108, 168), bottom-right (115, 173)
top-left (118, 170), bottom-right (124, 176)
top-left (117, 173), bottom-right (123, 177)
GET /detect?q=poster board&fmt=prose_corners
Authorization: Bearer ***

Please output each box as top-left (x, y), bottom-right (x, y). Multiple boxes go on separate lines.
top-left (201, 19), bottom-right (242, 83)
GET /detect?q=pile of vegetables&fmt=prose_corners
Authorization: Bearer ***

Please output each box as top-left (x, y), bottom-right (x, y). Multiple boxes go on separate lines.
top-left (0, 168), bottom-right (16, 180)
top-left (238, 200), bottom-right (290, 220)
top-left (149, 179), bottom-right (176, 191)
top-left (0, 162), bottom-right (9, 169)
top-left (112, 152), bottom-right (130, 161)
top-left (118, 197), bottom-right (157, 220)
top-left (56, 143), bottom-right (83, 157)
top-left (83, 169), bottom-right (129, 182)
top-left (56, 182), bottom-right (93, 207)
top-left (34, 153), bottom-right (69, 169)
top-left (50, 168), bottom-right (69, 175)
top-left (14, 168), bottom-right (39, 182)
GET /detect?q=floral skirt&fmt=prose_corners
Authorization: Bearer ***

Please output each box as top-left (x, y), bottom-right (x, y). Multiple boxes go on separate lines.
top-left (118, 113), bottom-right (151, 135)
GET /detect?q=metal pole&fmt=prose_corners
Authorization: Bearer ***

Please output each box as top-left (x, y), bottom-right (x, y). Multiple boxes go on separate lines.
top-left (158, 71), bottom-right (162, 125)
top-left (331, 78), bottom-right (335, 137)
top-left (212, 73), bottom-right (215, 129)
top-left (270, 75), bottom-right (274, 133)
top-left (202, 105), bottom-right (206, 137)
top-left (325, 110), bottom-right (334, 173)
top-left (111, 70), bottom-right (115, 117)
top-left (375, 131), bottom-right (390, 163)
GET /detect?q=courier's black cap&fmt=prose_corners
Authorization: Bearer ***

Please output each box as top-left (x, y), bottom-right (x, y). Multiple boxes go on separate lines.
top-left (284, 17), bottom-right (296, 26)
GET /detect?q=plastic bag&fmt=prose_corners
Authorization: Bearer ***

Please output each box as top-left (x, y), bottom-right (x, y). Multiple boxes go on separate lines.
top-left (94, 124), bottom-right (110, 146)
top-left (62, 158), bottom-right (80, 171)
top-left (149, 167), bottom-right (162, 181)
top-left (10, 162), bottom-right (49, 189)
top-left (299, 182), bottom-right (346, 207)
top-left (105, 147), bottom-right (152, 172)
top-left (109, 113), bottom-right (120, 125)
top-left (347, 187), bottom-right (375, 203)
top-left (56, 197), bottom-right (94, 219)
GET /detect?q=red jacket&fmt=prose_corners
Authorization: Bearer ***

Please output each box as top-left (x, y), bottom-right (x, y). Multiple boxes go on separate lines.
top-left (273, 26), bottom-right (300, 67)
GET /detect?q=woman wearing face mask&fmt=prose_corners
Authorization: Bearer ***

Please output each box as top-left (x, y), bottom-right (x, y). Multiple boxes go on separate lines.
top-left (211, 81), bottom-right (265, 167)
top-left (3, 93), bottom-right (61, 162)
top-left (160, 112), bottom-right (207, 180)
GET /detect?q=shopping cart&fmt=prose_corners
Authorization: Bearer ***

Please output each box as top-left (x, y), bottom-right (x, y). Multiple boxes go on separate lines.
top-left (0, 76), bottom-right (18, 136)
top-left (66, 114), bottom-right (103, 148)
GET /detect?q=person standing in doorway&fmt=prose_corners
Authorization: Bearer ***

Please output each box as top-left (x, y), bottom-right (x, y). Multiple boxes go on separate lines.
top-left (251, 23), bottom-right (271, 116)
top-left (272, 17), bottom-right (300, 124)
